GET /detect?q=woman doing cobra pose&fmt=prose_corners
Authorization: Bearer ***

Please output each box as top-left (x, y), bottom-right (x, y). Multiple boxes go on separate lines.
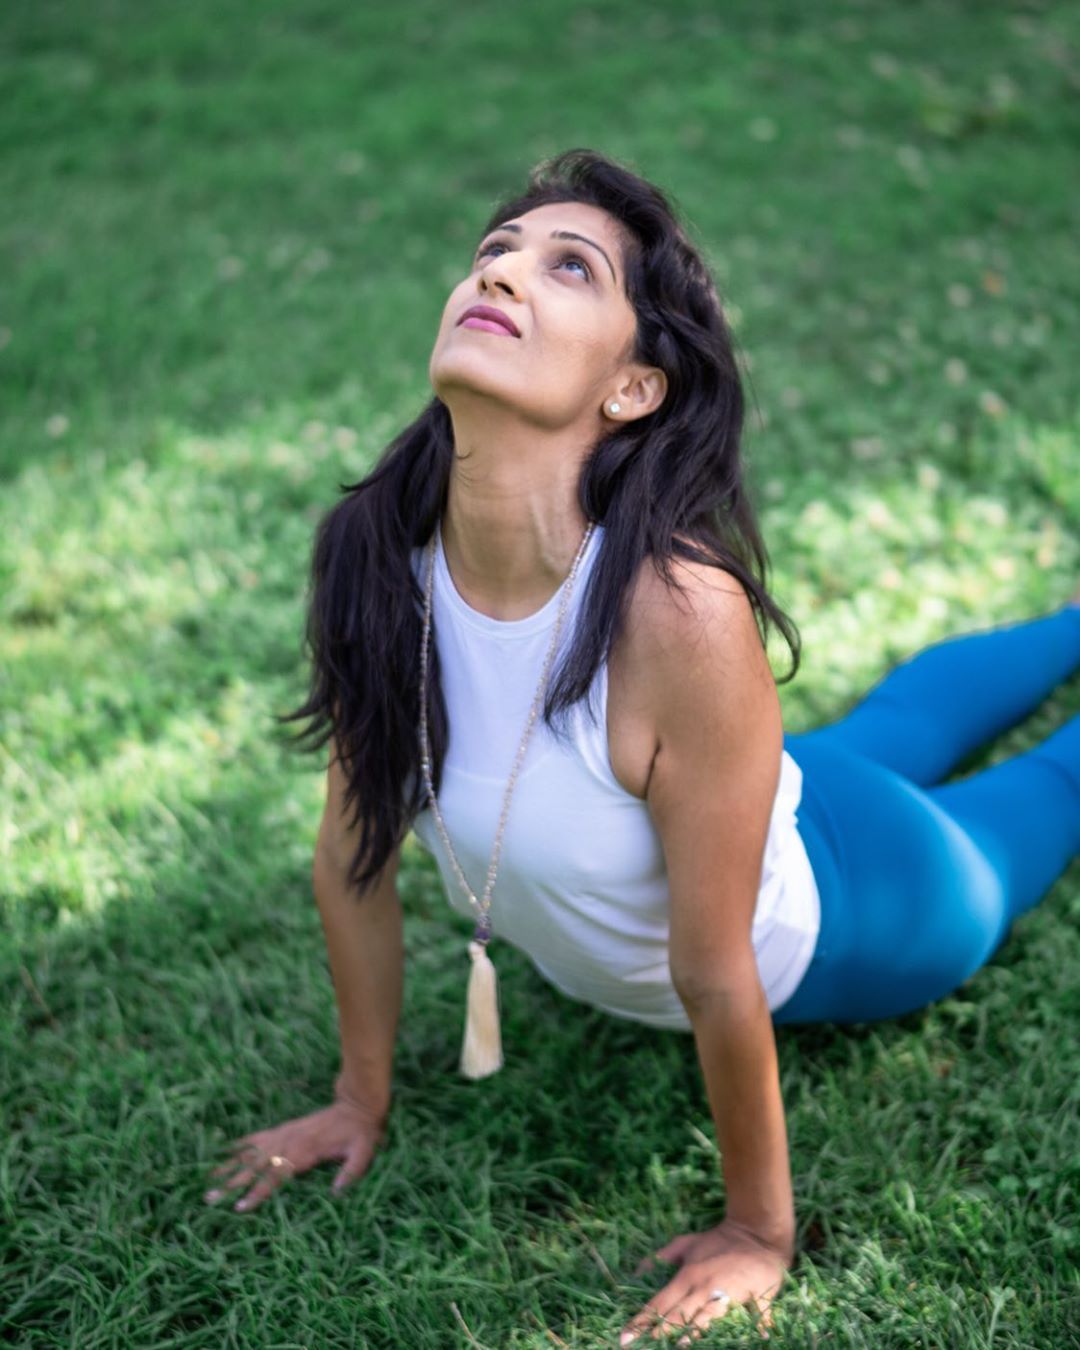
top-left (204, 149), bottom-right (1080, 1345)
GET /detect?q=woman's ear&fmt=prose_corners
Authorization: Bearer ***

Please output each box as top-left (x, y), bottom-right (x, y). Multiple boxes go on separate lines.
top-left (612, 365), bottom-right (667, 420)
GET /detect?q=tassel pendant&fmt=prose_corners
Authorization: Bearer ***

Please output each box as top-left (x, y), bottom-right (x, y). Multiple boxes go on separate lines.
top-left (459, 937), bottom-right (503, 1079)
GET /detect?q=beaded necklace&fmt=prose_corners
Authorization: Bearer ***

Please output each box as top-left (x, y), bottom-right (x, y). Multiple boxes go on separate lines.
top-left (417, 516), bottom-right (597, 1077)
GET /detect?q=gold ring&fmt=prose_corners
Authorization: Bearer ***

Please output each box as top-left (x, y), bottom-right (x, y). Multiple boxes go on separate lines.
top-left (267, 1154), bottom-right (296, 1177)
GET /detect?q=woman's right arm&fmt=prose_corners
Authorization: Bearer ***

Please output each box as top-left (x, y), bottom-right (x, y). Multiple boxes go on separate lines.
top-left (312, 739), bottom-right (404, 1127)
top-left (203, 738), bottom-right (405, 1211)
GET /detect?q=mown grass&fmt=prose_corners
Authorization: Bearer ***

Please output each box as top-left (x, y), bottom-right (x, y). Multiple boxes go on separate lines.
top-left (2, 0), bottom-right (1079, 1345)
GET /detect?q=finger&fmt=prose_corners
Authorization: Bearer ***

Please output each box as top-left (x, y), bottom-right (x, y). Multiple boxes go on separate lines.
top-left (212, 1137), bottom-right (266, 1174)
top-left (207, 1152), bottom-right (255, 1182)
top-left (645, 1280), bottom-right (733, 1343)
top-left (646, 1304), bottom-right (696, 1340)
top-left (227, 1153), bottom-right (298, 1212)
top-left (216, 1135), bottom-right (265, 1160)
top-left (209, 1139), bottom-right (265, 1174)
top-left (635, 1234), bottom-right (695, 1277)
top-left (214, 1134), bottom-right (255, 1155)
top-left (204, 1163), bottom-right (260, 1205)
top-left (655, 1235), bottom-right (696, 1265)
top-left (331, 1138), bottom-right (375, 1193)
top-left (751, 1295), bottom-right (774, 1338)
top-left (231, 1171), bottom-right (285, 1213)
top-left (633, 1253), bottom-right (683, 1278)
top-left (675, 1291), bottom-right (734, 1343)
top-left (620, 1312), bottom-right (684, 1345)
top-left (619, 1281), bottom-right (692, 1344)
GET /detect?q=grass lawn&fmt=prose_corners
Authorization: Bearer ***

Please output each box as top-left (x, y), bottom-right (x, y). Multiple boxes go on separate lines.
top-left (3, 0), bottom-right (1079, 1345)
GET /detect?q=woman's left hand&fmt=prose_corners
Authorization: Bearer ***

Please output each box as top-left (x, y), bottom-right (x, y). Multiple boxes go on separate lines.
top-left (618, 1218), bottom-right (793, 1345)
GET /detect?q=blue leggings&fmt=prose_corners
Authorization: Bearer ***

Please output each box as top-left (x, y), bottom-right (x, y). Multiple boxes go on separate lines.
top-left (772, 602), bottom-right (1080, 1024)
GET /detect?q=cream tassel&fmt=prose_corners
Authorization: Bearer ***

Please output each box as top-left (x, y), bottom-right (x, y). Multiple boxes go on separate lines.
top-left (459, 939), bottom-right (503, 1079)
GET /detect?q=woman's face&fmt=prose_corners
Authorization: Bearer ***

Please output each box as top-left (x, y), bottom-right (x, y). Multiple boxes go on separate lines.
top-left (429, 201), bottom-right (644, 431)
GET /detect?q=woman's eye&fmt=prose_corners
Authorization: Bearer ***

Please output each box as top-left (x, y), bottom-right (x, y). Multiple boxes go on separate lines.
top-left (474, 242), bottom-right (591, 280)
top-left (557, 251), bottom-right (592, 279)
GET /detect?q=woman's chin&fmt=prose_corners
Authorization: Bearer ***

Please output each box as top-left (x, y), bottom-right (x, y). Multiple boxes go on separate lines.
top-left (431, 368), bottom-right (527, 413)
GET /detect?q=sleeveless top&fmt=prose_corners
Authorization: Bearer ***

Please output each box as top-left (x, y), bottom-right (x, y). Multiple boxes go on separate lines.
top-left (407, 520), bottom-right (821, 1031)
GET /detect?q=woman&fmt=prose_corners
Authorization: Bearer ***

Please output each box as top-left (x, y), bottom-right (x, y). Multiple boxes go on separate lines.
top-left (203, 149), bottom-right (1080, 1344)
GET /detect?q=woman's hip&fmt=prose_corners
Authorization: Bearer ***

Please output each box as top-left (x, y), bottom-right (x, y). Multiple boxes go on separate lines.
top-left (774, 734), bottom-right (1007, 1024)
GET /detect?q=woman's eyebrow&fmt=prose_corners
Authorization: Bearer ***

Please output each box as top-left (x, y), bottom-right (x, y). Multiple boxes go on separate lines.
top-left (480, 222), bottom-right (616, 283)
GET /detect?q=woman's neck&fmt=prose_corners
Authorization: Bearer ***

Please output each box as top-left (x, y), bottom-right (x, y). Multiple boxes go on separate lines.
top-left (439, 486), bottom-right (592, 621)
top-left (438, 409), bottom-right (594, 616)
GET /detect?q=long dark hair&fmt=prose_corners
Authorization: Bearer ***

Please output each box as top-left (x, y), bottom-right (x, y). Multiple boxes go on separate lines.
top-left (275, 147), bottom-right (801, 897)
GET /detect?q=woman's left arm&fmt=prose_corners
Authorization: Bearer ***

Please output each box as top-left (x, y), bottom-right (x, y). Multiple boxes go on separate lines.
top-left (619, 561), bottom-right (797, 1344)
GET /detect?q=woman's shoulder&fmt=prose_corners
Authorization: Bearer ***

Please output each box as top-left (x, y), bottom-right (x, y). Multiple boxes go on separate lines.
top-left (605, 539), bottom-right (772, 802)
top-left (610, 535), bottom-right (758, 697)
top-left (625, 538), bottom-right (753, 656)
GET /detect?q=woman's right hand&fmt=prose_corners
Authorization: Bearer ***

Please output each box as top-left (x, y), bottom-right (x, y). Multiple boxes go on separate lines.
top-left (203, 1081), bottom-right (389, 1212)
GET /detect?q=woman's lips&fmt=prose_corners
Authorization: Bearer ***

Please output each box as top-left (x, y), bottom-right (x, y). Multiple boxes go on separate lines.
top-left (457, 304), bottom-right (521, 335)
top-left (460, 317), bottom-right (519, 336)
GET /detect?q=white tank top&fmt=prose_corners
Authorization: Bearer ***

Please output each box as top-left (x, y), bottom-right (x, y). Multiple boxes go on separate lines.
top-left (408, 520), bottom-right (821, 1031)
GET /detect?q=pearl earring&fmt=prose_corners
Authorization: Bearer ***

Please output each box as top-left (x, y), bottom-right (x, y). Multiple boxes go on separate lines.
top-left (608, 402), bottom-right (621, 414)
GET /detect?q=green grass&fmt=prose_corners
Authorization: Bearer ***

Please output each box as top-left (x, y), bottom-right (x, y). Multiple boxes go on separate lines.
top-left (3, 0), bottom-right (1080, 1344)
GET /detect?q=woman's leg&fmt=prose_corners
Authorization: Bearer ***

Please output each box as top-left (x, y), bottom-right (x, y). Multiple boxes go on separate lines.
top-left (773, 714), bottom-right (1080, 1026)
top-left (927, 714), bottom-right (1080, 924)
top-left (791, 604), bottom-right (1080, 787)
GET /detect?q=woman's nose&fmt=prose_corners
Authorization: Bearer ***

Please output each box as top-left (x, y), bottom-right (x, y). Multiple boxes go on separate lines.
top-left (479, 254), bottom-right (524, 298)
